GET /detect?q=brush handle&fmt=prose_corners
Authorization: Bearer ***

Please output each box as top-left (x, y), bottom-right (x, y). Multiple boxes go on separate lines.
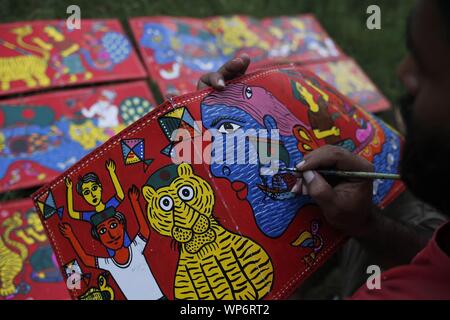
top-left (281, 168), bottom-right (401, 180)
top-left (317, 170), bottom-right (401, 180)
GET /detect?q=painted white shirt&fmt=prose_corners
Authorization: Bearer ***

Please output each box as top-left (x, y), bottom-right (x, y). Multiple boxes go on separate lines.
top-left (96, 235), bottom-right (163, 300)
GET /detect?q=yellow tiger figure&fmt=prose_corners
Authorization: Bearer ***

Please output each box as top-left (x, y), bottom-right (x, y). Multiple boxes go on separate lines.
top-left (0, 25), bottom-right (51, 91)
top-left (143, 163), bottom-right (273, 300)
top-left (0, 213), bottom-right (28, 297)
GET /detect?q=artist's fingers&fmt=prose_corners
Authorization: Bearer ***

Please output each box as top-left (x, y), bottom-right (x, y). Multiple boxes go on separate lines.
top-left (217, 54), bottom-right (251, 80)
top-left (298, 145), bottom-right (373, 172)
top-left (291, 178), bottom-right (302, 194)
top-left (197, 72), bottom-right (225, 90)
top-left (197, 74), bottom-right (212, 90)
top-left (291, 178), bottom-right (309, 196)
top-left (302, 170), bottom-right (337, 209)
top-left (197, 54), bottom-right (251, 90)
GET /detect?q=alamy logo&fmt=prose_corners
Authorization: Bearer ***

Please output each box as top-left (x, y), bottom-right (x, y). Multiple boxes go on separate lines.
top-left (366, 5), bottom-right (381, 30)
top-left (170, 122), bottom-right (282, 175)
top-left (366, 265), bottom-right (382, 290)
top-left (66, 269), bottom-right (82, 290)
top-left (66, 5), bottom-right (81, 30)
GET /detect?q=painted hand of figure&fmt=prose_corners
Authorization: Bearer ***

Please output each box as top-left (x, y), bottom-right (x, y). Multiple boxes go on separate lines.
top-left (59, 223), bottom-right (75, 240)
top-left (128, 184), bottom-right (140, 202)
top-left (292, 145), bottom-right (374, 238)
top-left (197, 54), bottom-right (251, 90)
top-left (65, 177), bottom-right (73, 189)
top-left (106, 159), bottom-right (116, 172)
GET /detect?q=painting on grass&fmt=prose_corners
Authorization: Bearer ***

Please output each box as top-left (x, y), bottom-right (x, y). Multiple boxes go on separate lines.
top-left (299, 57), bottom-right (390, 112)
top-left (0, 199), bottom-right (70, 300)
top-left (0, 19), bottom-right (147, 96)
top-left (0, 81), bottom-right (156, 193)
top-left (130, 15), bottom-right (342, 97)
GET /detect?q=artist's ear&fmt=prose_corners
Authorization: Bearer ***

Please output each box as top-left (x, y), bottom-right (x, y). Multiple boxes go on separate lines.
top-left (178, 163), bottom-right (193, 178)
top-left (142, 186), bottom-right (156, 202)
top-left (263, 115), bottom-right (278, 131)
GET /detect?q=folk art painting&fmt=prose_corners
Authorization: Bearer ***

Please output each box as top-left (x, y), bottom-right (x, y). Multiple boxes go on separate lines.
top-left (299, 57), bottom-right (390, 113)
top-left (32, 66), bottom-right (405, 300)
top-left (0, 81), bottom-right (156, 193)
top-left (129, 15), bottom-right (389, 112)
top-left (0, 19), bottom-right (146, 96)
top-left (0, 199), bottom-right (70, 300)
top-left (129, 15), bottom-right (342, 96)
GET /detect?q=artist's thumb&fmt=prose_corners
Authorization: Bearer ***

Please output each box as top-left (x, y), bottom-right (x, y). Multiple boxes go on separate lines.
top-left (303, 170), bottom-right (337, 211)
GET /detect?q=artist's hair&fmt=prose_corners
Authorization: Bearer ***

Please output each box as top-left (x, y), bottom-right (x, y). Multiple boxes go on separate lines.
top-left (91, 212), bottom-right (127, 241)
top-left (76, 172), bottom-right (101, 196)
top-left (437, 0), bottom-right (450, 22)
top-left (437, 0), bottom-right (450, 42)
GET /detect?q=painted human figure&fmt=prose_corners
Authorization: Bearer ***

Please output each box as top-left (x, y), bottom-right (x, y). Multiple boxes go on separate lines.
top-left (293, 78), bottom-right (342, 144)
top-left (81, 90), bottom-right (120, 128)
top-left (65, 159), bottom-right (124, 222)
top-left (59, 185), bottom-right (164, 300)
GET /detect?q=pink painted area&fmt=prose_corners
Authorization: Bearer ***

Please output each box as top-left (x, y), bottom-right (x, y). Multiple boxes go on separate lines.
top-left (202, 83), bottom-right (309, 135)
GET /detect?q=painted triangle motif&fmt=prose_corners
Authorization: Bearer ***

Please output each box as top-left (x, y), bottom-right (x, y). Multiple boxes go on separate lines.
top-left (126, 150), bottom-right (141, 164)
top-left (125, 139), bottom-right (141, 149)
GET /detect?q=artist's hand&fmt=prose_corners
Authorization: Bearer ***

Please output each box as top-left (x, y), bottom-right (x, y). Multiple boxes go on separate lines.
top-left (197, 54), bottom-right (251, 90)
top-left (106, 159), bottom-right (116, 172)
top-left (292, 145), bottom-right (374, 237)
top-left (65, 177), bottom-right (73, 189)
top-left (59, 223), bottom-right (75, 240)
top-left (128, 185), bottom-right (140, 202)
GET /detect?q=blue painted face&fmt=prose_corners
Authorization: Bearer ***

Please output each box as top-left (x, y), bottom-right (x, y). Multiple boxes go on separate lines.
top-left (201, 103), bottom-right (314, 238)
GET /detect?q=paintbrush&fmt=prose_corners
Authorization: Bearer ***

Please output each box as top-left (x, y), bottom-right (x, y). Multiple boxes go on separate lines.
top-left (280, 168), bottom-right (401, 180)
